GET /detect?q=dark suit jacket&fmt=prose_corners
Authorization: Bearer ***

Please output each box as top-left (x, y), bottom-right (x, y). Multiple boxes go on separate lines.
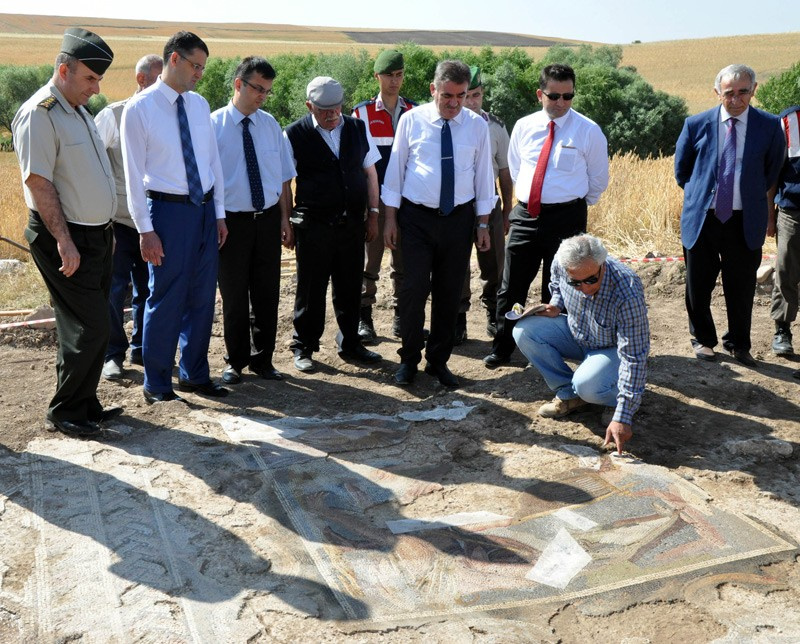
top-left (675, 105), bottom-right (785, 250)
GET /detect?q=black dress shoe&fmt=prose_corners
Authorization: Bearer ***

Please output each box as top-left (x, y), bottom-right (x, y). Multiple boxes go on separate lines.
top-left (178, 380), bottom-right (230, 397)
top-left (483, 352), bottom-right (510, 368)
top-left (728, 348), bottom-right (757, 368)
top-left (46, 418), bottom-right (102, 438)
top-left (130, 352), bottom-right (144, 366)
top-left (222, 366), bottom-right (242, 384)
top-left (143, 389), bottom-right (187, 405)
top-left (89, 406), bottom-right (124, 424)
top-left (424, 362), bottom-right (459, 387)
top-left (339, 344), bottom-right (382, 364)
top-left (250, 364), bottom-right (284, 381)
top-left (394, 363), bottom-right (417, 385)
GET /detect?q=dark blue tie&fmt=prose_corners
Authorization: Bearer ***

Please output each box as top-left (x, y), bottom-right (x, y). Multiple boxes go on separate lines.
top-left (242, 117), bottom-right (265, 211)
top-left (439, 119), bottom-right (454, 215)
top-left (176, 94), bottom-right (204, 206)
top-left (715, 117), bottom-right (737, 223)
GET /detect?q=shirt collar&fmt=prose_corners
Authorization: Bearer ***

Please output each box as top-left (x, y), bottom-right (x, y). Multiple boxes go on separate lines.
top-left (720, 105), bottom-right (749, 126)
top-left (155, 77), bottom-right (182, 105)
top-left (227, 101), bottom-right (254, 126)
top-left (311, 113), bottom-right (344, 133)
top-left (428, 102), bottom-right (467, 125)
top-left (551, 108), bottom-right (572, 128)
top-left (46, 80), bottom-right (76, 115)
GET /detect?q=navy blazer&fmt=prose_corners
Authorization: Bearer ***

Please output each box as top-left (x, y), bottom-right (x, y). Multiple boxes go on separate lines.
top-left (675, 105), bottom-right (785, 250)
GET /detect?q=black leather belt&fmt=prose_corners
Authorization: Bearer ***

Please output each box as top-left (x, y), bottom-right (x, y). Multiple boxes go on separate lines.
top-left (30, 210), bottom-right (112, 230)
top-left (226, 204), bottom-right (278, 218)
top-left (146, 188), bottom-right (214, 204)
top-left (402, 197), bottom-right (474, 217)
top-left (518, 197), bottom-right (584, 212)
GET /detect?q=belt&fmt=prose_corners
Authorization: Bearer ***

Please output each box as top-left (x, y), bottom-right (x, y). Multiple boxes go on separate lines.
top-left (518, 197), bottom-right (584, 212)
top-left (30, 210), bottom-right (112, 230)
top-left (226, 204), bottom-right (278, 218)
top-left (402, 197), bottom-right (474, 217)
top-left (146, 188), bottom-right (214, 204)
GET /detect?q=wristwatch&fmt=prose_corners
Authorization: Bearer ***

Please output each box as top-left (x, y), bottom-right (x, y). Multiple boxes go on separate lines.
top-left (477, 223), bottom-right (489, 229)
top-left (368, 207), bottom-right (380, 214)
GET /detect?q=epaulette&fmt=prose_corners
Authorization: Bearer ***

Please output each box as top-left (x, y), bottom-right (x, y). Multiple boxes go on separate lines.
top-left (402, 96), bottom-right (417, 107)
top-left (353, 97), bottom-right (377, 111)
top-left (487, 112), bottom-right (505, 128)
top-left (37, 96), bottom-right (58, 111)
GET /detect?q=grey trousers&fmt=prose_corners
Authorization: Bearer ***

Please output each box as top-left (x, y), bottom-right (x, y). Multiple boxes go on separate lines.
top-left (771, 207), bottom-right (800, 326)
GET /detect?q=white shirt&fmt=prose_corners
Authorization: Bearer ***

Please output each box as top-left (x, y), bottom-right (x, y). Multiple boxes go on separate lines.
top-left (381, 101), bottom-right (495, 215)
top-left (211, 102), bottom-right (296, 212)
top-left (285, 115), bottom-right (381, 168)
top-left (716, 106), bottom-right (749, 211)
top-left (508, 107), bottom-right (609, 205)
top-left (94, 105), bottom-right (119, 148)
top-left (121, 77), bottom-right (225, 233)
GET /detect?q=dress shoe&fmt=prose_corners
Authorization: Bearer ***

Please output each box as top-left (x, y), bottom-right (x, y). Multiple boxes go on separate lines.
top-left (693, 345), bottom-right (716, 361)
top-left (294, 354), bottom-right (315, 373)
top-left (727, 348), bottom-right (757, 368)
top-left (358, 306), bottom-right (378, 344)
top-left (250, 364), bottom-right (283, 380)
top-left (143, 389), bottom-right (186, 405)
top-left (222, 365), bottom-right (242, 385)
top-left (424, 362), bottom-right (459, 387)
top-left (483, 352), bottom-right (510, 368)
top-left (178, 380), bottom-right (230, 397)
top-left (454, 312), bottom-right (468, 346)
top-left (89, 406), bottom-right (124, 424)
top-left (339, 344), bottom-right (382, 364)
top-left (45, 418), bottom-right (102, 438)
top-left (394, 363), bottom-right (417, 385)
top-left (772, 329), bottom-right (794, 356)
top-left (102, 357), bottom-right (123, 381)
top-left (130, 352), bottom-right (144, 366)
top-left (486, 310), bottom-right (497, 338)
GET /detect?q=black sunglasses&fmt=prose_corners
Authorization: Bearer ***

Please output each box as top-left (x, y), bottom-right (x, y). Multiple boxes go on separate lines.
top-left (542, 91), bottom-right (575, 101)
top-left (567, 265), bottom-right (602, 288)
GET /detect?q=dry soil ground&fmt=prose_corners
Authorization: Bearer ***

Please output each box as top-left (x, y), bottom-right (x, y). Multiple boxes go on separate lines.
top-left (0, 259), bottom-right (799, 642)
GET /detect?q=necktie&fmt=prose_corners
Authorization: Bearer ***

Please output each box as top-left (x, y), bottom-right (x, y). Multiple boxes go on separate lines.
top-left (439, 119), bottom-right (454, 215)
top-left (715, 117), bottom-right (738, 224)
top-left (527, 120), bottom-right (556, 218)
top-left (176, 94), bottom-right (204, 206)
top-left (242, 117), bottom-right (265, 211)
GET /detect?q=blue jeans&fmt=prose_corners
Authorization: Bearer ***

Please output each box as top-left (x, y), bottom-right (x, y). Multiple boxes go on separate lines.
top-left (512, 314), bottom-right (619, 405)
top-left (106, 223), bottom-right (149, 362)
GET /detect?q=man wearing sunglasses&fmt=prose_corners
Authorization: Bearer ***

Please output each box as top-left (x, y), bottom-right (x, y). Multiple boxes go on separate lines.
top-left (512, 234), bottom-right (649, 455)
top-left (211, 57), bottom-right (296, 384)
top-left (484, 63), bottom-right (609, 369)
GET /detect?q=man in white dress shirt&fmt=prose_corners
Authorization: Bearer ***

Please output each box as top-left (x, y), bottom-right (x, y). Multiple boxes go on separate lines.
top-left (382, 59), bottom-right (495, 387)
top-left (484, 63), bottom-right (609, 369)
top-left (211, 56), bottom-right (296, 384)
top-left (122, 31), bottom-right (229, 403)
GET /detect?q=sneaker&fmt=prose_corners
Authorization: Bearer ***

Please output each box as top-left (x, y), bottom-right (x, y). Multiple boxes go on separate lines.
top-left (538, 396), bottom-right (589, 418)
top-left (772, 329), bottom-right (794, 356)
top-left (102, 358), bottom-right (123, 381)
top-left (358, 307), bottom-right (377, 344)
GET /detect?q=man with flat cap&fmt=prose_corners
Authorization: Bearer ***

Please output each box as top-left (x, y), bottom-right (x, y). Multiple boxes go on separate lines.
top-left (456, 65), bottom-right (513, 343)
top-left (122, 31), bottom-right (229, 403)
top-left (284, 76), bottom-right (382, 373)
top-left (352, 49), bottom-right (416, 343)
top-left (13, 27), bottom-right (120, 438)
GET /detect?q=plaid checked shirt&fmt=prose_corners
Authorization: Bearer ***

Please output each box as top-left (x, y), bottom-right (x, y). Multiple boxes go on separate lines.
top-left (550, 257), bottom-right (650, 424)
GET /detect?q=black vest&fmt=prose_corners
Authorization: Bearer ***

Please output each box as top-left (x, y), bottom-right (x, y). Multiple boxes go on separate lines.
top-left (286, 114), bottom-right (369, 222)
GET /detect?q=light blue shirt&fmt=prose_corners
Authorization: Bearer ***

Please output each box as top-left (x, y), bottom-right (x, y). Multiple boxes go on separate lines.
top-left (211, 102), bottom-right (296, 212)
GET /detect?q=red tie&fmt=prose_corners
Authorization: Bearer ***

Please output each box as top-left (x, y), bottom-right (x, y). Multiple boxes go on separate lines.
top-left (527, 120), bottom-right (555, 218)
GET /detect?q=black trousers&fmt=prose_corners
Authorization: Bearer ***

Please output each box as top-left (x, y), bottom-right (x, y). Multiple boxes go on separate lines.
top-left (218, 205), bottom-right (282, 371)
top-left (492, 199), bottom-right (587, 358)
top-left (684, 210), bottom-right (761, 352)
top-left (25, 213), bottom-right (113, 423)
top-left (290, 215), bottom-right (364, 355)
top-left (397, 200), bottom-right (475, 366)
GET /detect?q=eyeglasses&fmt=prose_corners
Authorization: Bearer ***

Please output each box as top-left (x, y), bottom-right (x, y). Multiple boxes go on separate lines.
top-left (542, 91), bottom-right (575, 101)
top-left (567, 265), bottom-right (602, 288)
top-left (241, 78), bottom-right (273, 96)
top-left (177, 52), bottom-right (205, 73)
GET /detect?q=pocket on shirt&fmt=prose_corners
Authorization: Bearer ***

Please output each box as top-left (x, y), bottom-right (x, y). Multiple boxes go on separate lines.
top-left (553, 146), bottom-right (577, 172)
top-left (455, 144), bottom-right (476, 172)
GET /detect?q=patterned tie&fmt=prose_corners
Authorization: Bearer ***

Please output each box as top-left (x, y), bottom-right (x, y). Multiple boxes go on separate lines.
top-left (715, 117), bottom-right (738, 224)
top-left (439, 119), bottom-right (455, 215)
top-left (175, 94), bottom-right (204, 206)
top-left (527, 120), bottom-right (555, 218)
top-left (242, 117), bottom-right (265, 211)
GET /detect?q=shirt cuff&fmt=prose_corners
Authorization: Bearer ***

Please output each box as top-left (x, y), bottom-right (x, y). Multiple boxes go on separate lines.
top-left (475, 195), bottom-right (497, 215)
top-left (381, 188), bottom-right (402, 209)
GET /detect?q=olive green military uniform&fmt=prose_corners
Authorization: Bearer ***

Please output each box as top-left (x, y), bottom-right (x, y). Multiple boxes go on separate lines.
top-left (13, 81), bottom-right (117, 423)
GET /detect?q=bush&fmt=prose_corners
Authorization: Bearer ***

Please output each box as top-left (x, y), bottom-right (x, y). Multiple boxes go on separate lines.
top-left (757, 61), bottom-right (800, 114)
top-left (0, 64), bottom-right (52, 134)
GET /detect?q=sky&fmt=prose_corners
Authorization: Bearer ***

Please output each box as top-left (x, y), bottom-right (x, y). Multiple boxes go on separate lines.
top-left (2, 0), bottom-right (799, 44)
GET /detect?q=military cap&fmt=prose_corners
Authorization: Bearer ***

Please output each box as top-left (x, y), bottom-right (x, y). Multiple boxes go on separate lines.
top-left (374, 50), bottom-right (404, 75)
top-left (60, 27), bottom-right (114, 75)
top-left (469, 65), bottom-right (482, 90)
top-left (306, 76), bottom-right (344, 108)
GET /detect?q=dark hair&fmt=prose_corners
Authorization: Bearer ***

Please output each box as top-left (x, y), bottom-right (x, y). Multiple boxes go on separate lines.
top-left (163, 31), bottom-right (209, 65)
top-left (235, 56), bottom-right (276, 82)
top-left (433, 60), bottom-right (471, 88)
top-left (539, 63), bottom-right (576, 90)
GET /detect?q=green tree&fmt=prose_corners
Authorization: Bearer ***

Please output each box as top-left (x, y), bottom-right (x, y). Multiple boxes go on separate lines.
top-left (86, 94), bottom-right (108, 116)
top-left (757, 61), bottom-right (800, 114)
top-left (0, 64), bottom-right (52, 134)
top-left (195, 56), bottom-right (240, 112)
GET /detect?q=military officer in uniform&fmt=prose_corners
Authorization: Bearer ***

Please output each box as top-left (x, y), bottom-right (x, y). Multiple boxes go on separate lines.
top-left (12, 28), bottom-right (120, 438)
